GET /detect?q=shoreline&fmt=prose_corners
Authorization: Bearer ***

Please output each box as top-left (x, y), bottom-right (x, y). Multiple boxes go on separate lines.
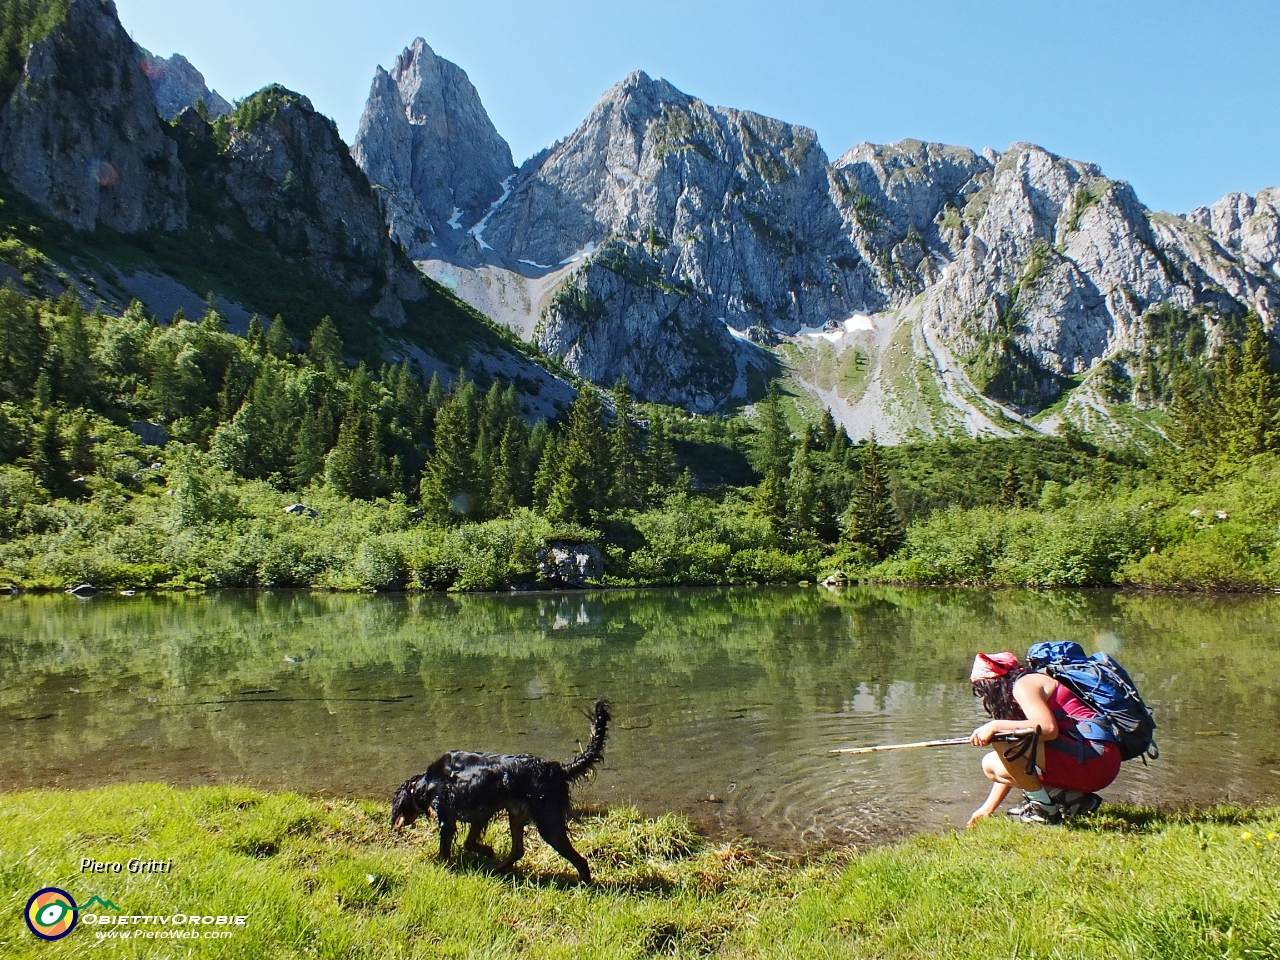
top-left (7, 580), bottom-right (1280, 597)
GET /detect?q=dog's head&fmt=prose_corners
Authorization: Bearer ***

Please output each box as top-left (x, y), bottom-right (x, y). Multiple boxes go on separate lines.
top-left (391, 775), bottom-right (431, 830)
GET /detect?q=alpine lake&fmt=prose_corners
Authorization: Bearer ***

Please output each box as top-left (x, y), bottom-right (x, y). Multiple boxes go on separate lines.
top-left (3, 586), bottom-right (1278, 849)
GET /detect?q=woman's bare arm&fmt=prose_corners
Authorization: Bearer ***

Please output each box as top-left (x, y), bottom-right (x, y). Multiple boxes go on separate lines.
top-left (969, 674), bottom-right (1060, 745)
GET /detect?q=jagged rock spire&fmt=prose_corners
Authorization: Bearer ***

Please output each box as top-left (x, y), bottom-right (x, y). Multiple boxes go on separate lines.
top-left (352, 38), bottom-right (514, 259)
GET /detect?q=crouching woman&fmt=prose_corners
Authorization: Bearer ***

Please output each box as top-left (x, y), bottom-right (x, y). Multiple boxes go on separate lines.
top-left (966, 652), bottom-right (1121, 827)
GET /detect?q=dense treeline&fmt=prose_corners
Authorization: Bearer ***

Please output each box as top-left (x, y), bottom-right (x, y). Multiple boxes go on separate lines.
top-left (2, 283), bottom-right (1280, 591)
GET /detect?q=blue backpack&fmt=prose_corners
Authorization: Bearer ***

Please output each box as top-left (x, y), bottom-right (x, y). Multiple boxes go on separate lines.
top-left (1025, 641), bottom-right (1158, 762)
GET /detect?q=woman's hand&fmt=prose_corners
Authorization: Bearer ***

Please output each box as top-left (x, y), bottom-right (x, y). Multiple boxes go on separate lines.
top-left (966, 807), bottom-right (990, 830)
top-left (970, 721), bottom-right (999, 747)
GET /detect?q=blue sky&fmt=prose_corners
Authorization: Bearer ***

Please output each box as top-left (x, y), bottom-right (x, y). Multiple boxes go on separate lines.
top-left (114, 0), bottom-right (1279, 213)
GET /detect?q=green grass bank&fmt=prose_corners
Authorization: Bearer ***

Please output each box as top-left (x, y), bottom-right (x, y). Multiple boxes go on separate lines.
top-left (1, 785), bottom-right (1277, 958)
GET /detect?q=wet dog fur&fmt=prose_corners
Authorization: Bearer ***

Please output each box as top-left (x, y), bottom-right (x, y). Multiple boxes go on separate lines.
top-left (391, 699), bottom-right (609, 882)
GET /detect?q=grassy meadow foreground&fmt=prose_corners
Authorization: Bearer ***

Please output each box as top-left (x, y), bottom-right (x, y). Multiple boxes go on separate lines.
top-left (0, 785), bottom-right (1277, 958)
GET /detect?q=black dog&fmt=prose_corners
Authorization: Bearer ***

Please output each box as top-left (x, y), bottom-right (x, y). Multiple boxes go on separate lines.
top-left (391, 699), bottom-right (609, 882)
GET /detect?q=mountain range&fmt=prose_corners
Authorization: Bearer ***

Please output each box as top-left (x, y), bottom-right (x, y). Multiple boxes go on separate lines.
top-left (2, 1), bottom-right (1276, 442)
top-left (352, 40), bottom-right (1279, 442)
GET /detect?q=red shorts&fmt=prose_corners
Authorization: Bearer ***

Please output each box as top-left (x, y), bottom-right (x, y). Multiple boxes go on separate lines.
top-left (1040, 741), bottom-right (1121, 793)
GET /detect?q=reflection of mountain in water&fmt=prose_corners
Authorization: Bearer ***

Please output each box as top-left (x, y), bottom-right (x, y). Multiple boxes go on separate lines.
top-left (1, 588), bottom-right (1277, 847)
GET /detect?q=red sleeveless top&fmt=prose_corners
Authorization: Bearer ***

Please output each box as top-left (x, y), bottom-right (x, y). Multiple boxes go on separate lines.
top-left (1047, 680), bottom-right (1100, 725)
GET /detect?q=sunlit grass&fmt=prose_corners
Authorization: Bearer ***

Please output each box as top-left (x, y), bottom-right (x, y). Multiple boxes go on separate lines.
top-left (1, 786), bottom-right (1277, 957)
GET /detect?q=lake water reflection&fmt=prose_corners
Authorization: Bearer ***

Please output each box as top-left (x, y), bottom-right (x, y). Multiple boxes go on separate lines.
top-left (2, 587), bottom-right (1277, 848)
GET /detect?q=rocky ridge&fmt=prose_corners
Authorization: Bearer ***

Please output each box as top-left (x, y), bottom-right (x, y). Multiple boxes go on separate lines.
top-left (140, 49), bottom-right (233, 120)
top-left (355, 48), bottom-right (1280, 438)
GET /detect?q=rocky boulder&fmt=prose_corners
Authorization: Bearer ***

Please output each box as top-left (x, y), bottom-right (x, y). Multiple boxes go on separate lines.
top-left (537, 542), bottom-right (604, 587)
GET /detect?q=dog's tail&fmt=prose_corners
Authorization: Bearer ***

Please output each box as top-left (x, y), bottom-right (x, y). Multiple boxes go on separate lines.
top-left (564, 698), bottom-right (610, 782)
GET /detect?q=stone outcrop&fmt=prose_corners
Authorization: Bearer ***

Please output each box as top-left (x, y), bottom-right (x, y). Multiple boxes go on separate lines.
top-left (351, 39), bottom-right (514, 259)
top-left (486, 72), bottom-right (878, 335)
top-left (0, 0), bottom-right (187, 232)
top-left (140, 49), bottom-right (232, 120)
top-left (906, 144), bottom-right (1277, 409)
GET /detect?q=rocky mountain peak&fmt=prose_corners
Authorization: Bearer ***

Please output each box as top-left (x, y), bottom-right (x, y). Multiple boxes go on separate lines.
top-left (0, 0), bottom-right (187, 233)
top-left (351, 38), bottom-right (514, 260)
top-left (139, 49), bottom-right (232, 120)
top-left (1188, 189), bottom-right (1280, 278)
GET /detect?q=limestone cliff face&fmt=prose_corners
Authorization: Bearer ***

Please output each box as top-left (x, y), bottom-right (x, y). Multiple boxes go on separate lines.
top-left (179, 86), bottom-right (424, 321)
top-left (1188, 189), bottom-right (1280, 283)
top-left (0, 0), bottom-right (187, 232)
top-left (464, 72), bottom-right (873, 405)
top-left (488, 72), bottom-right (876, 334)
top-left (537, 239), bottom-right (757, 412)
top-left (351, 39), bottom-right (514, 260)
top-left (902, 144), bottom-right (1277, 409)
top-left (140, 49), bottom-right (232, 120)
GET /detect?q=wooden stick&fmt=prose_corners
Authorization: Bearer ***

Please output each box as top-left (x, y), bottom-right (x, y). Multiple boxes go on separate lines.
top-left (830, 729), bottom-right (1035, 755)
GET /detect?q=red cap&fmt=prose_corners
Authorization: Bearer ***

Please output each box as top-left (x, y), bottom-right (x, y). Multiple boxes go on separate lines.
top-left (970, 652), bottom-right (1020, 682)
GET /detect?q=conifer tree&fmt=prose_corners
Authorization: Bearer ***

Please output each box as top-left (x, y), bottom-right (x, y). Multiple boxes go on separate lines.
top-left (27, 408), bottom-right (71, 496)
top-left (1223, 312), bottom-right (1279, 458)
top-left (65, 412), bottom-right (94, 476)
top-left (424, 372), bottom-right (445, 438)
top-left (246, 315), bottom-right (265, 356)
top-left (546, 389), bottom-right (609, 524)
top-left (266, 315), bottom-right (292, 359)
top-left (999, 458), bottom-right (1020, 507)
top-left (52, 293), bottom-right (93, 405)
top-left (248, 362), bottom-right (293, 476)
top-left (819, 408), bottom-right (837, 450)
top-left (0, 282), bottom-right (46, 400)
top-left (843, 433), bottom-right (904, 560)
top-left (610, 379), bottom-right (644, 509)
top-left (750, 383), bottom-right (793, 529)
top-left (325, 409), bottom-right (384, 500)
top-left (309, 316), bottom-right (343, 371)
top-left (390, 360), bottom-right (426, 436)
top-left (532, 432), bottom-right (561, 512)
top-left (751, 382), bottom-right (792, 477)
top-left (785, 431), bottom-right (817, 536)
top-left (289, 407), bottom-right (328, 488)
top-left (489, 420), bottom-right (531, 517)
top-left (644, 414), bottom-right (677, 494)
top-left (209, 401), bottom-right (255, 476)
top-left (199, 293), bottom-right (224, 332)
top-left (420, 384), bottom-right (481, 522)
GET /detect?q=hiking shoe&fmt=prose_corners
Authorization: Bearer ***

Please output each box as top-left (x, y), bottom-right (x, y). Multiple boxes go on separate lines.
top-left (1007, 793), bottom-right (1035, 818)
top-left (1058, 791), bottom-right (1103, 820)
top-left (1016, 801), bottom-right (1062, 824)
